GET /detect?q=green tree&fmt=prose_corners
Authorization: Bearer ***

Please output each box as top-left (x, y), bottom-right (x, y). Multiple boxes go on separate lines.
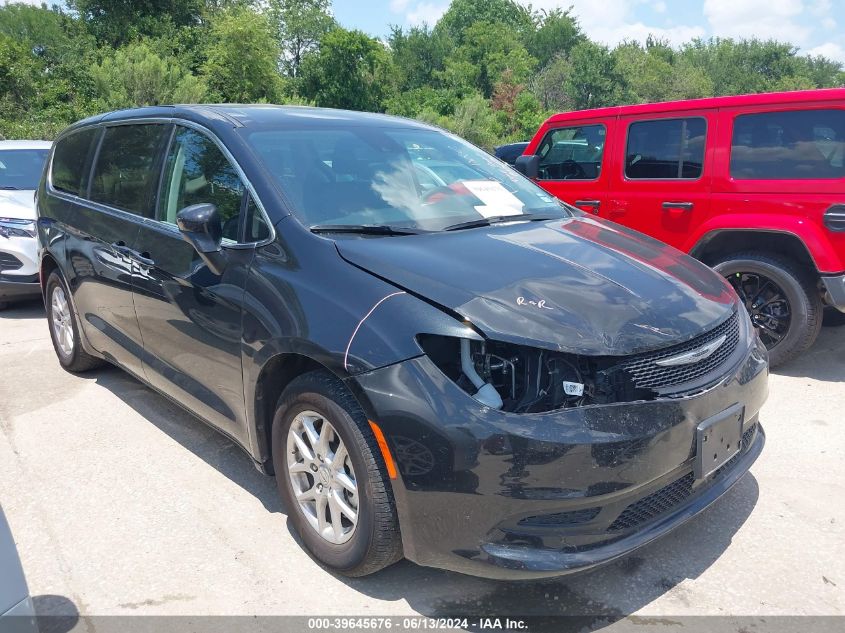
top-left (300, 27), bottom-right (395, 111)
top-left (435, 0), bottom-right (533, 44)
top-left (440, 21), bottom-right (536, 98)
top-left (527, 8), bottom-right (584, 68)
top-left (201, 6), bottom-right (285, 102)
top-left (69, 0), bottom-right (205, 47)
top-left (93, 41), bottom-right (207, 108)
top-left (564, 40), bottom-right (622, 109)
top-left (0, 4), bottom-right (100, 139)
top-left (418, 93), bottom-right (498, 149)
top-left (530, 54), bottom-right (574, 111)
top-left (269, 0), bottom-right (335, 78)
top-left (388, 25), bottom-right (453, 92)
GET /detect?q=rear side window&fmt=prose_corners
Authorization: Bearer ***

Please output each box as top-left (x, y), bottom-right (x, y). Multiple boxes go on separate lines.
top-left (536, 124), bottom-right (605, 180)
top-left (90, 124), bottom-right (169, 216)
top-left (625, 118), bottom-right (707, 179)
top-left (730, 109), bottom-right (845, 179)
top-left (51, 128), bottom-right (98, 196)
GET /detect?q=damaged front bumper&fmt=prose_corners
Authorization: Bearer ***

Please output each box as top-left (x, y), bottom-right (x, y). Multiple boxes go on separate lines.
top-left (351, 332), bottom-right (769, 580)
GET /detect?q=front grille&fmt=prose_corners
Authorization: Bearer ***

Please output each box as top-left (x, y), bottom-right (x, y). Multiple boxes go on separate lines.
top-left (518, 507), bottom-right (601, 527)
top-left (619, 312), bottom-right (740, 391)
top-left (608, 423), bottom-right (757, 533)
top-left (0, 252), bottom-right (23, 272)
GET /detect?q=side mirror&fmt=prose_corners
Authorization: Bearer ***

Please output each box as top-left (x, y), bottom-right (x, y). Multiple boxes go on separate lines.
top-left (514, 154), bottom-right (540, 179)
top-left (176, 203), bottom-right (227, 275)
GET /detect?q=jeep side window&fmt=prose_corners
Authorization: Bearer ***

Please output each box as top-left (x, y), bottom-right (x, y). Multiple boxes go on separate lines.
top-left (730, 109), bottom-right (845, 179)
top-left (536, 124), bottom-right (606, 180)
top-left (625, 118), bottom-right (706, 180)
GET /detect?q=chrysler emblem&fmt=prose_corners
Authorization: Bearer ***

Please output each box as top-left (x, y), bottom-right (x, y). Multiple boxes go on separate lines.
top-left (655, 334), bottom-right (727, 367)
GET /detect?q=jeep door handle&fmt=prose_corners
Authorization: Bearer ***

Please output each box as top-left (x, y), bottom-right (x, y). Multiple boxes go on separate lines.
top-left (575, 199), bottom-right (601, 214)
top-left (662, 201), bottom-right (694, 211)
top-left (112, 243), bottom-right (155, 268)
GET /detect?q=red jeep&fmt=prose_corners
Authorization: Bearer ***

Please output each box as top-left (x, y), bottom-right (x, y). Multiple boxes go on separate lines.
top-left (518, 88), bottom-right (845, 367)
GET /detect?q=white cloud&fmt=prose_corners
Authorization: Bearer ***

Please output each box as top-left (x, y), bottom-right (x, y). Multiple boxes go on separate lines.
top-left (652, 1), bottom-right (668, 13)
top-left (703, 0), bottom-right (810, 43)
top-left (389, 0), bottom-right (410, 13)
top-left (806, 42), bottom-right (845, 62)
top-left (0, 0), bottom-right (45, 4)
top-left (406, 1), bottom-right (448, 27)
top-left (521, 1), bottom-right (704, 47)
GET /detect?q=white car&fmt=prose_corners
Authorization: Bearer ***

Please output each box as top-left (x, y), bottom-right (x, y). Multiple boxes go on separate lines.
top-left (0, 140), bottom-right (51, 310)
top-left (0, 506), bottom-right (38, 632)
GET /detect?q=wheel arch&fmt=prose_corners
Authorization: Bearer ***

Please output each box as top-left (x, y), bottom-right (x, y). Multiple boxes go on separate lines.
top-left (39, 252), bottom-right (60, 300)
top-left (252, 352), bottom-right (371, 475)
top-left (690, 229), bottom-right (819, 277)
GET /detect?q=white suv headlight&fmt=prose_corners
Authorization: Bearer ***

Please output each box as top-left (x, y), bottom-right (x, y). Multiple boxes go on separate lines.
top-left (0, 218), bottom-right (36, 239)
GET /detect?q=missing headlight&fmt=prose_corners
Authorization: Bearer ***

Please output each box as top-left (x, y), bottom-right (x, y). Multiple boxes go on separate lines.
top-left (418, 335), bottom-right (656, 413)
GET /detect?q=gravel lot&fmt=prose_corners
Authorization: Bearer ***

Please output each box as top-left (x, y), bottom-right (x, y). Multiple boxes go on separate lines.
top-left (1, 299), bottom-right (844, 624)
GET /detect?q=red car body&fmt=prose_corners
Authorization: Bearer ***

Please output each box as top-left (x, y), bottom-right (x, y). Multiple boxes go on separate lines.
top-left (524, 88), bottom-right (845, 365)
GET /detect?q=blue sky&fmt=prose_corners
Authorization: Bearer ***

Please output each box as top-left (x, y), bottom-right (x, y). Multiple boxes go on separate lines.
top-left (333, 0), bottom-right (845, 62)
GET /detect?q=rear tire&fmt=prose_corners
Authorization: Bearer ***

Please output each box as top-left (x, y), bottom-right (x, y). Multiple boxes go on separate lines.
top-left (713, 252), bottom-right (822, 368)
top-left (45, 271), bottom-right (103, 373)
top-left (272, 370), bottom-right (402, 576)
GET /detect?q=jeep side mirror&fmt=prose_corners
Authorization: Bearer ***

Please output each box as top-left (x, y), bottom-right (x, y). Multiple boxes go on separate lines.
top-left (176, 203), bottom-right (227, 275)
top-left (514, 154), bottom-right (540, 179)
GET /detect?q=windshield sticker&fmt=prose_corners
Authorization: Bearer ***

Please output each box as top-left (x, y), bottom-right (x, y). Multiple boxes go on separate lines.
top-left (462, 180), bottom-right (524, 218)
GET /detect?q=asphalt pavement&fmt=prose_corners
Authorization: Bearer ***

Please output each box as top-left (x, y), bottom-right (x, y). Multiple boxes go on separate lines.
top-left (1, 300), bottom-right (843, 626)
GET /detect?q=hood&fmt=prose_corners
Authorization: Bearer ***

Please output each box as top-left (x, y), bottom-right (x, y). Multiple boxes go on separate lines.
top-left (0, 190), bottom-right (36, 220)
top-left (335, 216), bottom-right (737, 356)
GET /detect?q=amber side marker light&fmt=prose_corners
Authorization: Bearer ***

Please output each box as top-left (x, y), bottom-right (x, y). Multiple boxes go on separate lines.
top-left (368, 420), bottom-right (398, 480)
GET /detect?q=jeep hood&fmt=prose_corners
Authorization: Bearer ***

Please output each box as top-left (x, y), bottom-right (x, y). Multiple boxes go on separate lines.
top-left (335, 216), bottom-right (737, 356)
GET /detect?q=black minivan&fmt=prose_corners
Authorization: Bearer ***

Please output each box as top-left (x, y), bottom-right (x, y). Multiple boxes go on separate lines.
top-left (37, 106), bottom-right (768, 579)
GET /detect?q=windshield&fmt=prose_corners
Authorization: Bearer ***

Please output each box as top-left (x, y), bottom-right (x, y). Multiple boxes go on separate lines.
top-left (245, 127), bottom-right (569, 232)
top-left (0, 149), bottom-right (49, 190)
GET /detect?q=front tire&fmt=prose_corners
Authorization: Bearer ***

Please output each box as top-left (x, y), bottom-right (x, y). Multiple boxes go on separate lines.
top-left (713, 252), bottom-right (822, 368)
top-left (45, 271), bottom-right (103, 373)
top-left (272, 370), bottom-right (402, 576)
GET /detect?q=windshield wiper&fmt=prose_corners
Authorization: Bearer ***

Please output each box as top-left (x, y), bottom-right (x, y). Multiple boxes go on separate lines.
top-left (443, 212), bottom-right (560, 232)
top-left (310, 224), bottom-right (423, 236)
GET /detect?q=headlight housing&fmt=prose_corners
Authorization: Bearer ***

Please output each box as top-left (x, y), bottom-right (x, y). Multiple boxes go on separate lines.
top-left (0, 218), bottom-right (36, 239)
top-left (418, 335), bottom-right (656, 413)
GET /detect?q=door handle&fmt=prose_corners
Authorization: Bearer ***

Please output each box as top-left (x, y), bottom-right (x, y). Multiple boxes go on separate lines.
top-left (662, 201), bottom-right (694, 211)
top-left (575, 199), bottom-right (601, 214)
top-left (112, 243), bottom-right (155, 267)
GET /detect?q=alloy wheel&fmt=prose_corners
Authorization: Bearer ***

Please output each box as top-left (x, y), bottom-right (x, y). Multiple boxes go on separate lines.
top-left (286, 410), bottom-right (359, 545)
top-left (51, 285), bottom-right (74, 357)
top-left (726, 271), bottom-right (791, 349)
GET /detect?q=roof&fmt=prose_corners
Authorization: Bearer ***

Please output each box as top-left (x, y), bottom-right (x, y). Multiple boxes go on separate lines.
top-left (0, 140), bottom-right (52, 149)
top-left (61, 104), bottom-right (438, 137)
top-left (545, 87), bottom-right (845, 125)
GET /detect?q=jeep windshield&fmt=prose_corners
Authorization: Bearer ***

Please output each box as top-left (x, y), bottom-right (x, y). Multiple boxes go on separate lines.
top-left (245, 126), bottom-right (569, 233)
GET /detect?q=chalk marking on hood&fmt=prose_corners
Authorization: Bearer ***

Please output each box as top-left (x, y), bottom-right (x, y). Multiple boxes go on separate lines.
top-left (344, 291), bottom-right (407, 371)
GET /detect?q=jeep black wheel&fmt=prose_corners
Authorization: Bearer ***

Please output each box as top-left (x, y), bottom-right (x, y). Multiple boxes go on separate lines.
top-left (714, 252), bottom-right (822, 368)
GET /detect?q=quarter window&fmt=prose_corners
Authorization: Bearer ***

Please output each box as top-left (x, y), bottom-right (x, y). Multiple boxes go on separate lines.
top-left (51, 128), bottom-right (98, 196)
top-left (625, 118), bottom-right (706, 179)
top-left (90, 124), bottom-right (169, 216)
top-left (730, 109), bottom-right (845, 179)
top-left (536, 124), bottom-right (605, 180)
top-left (158, 126), bottom-right (246, 242)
